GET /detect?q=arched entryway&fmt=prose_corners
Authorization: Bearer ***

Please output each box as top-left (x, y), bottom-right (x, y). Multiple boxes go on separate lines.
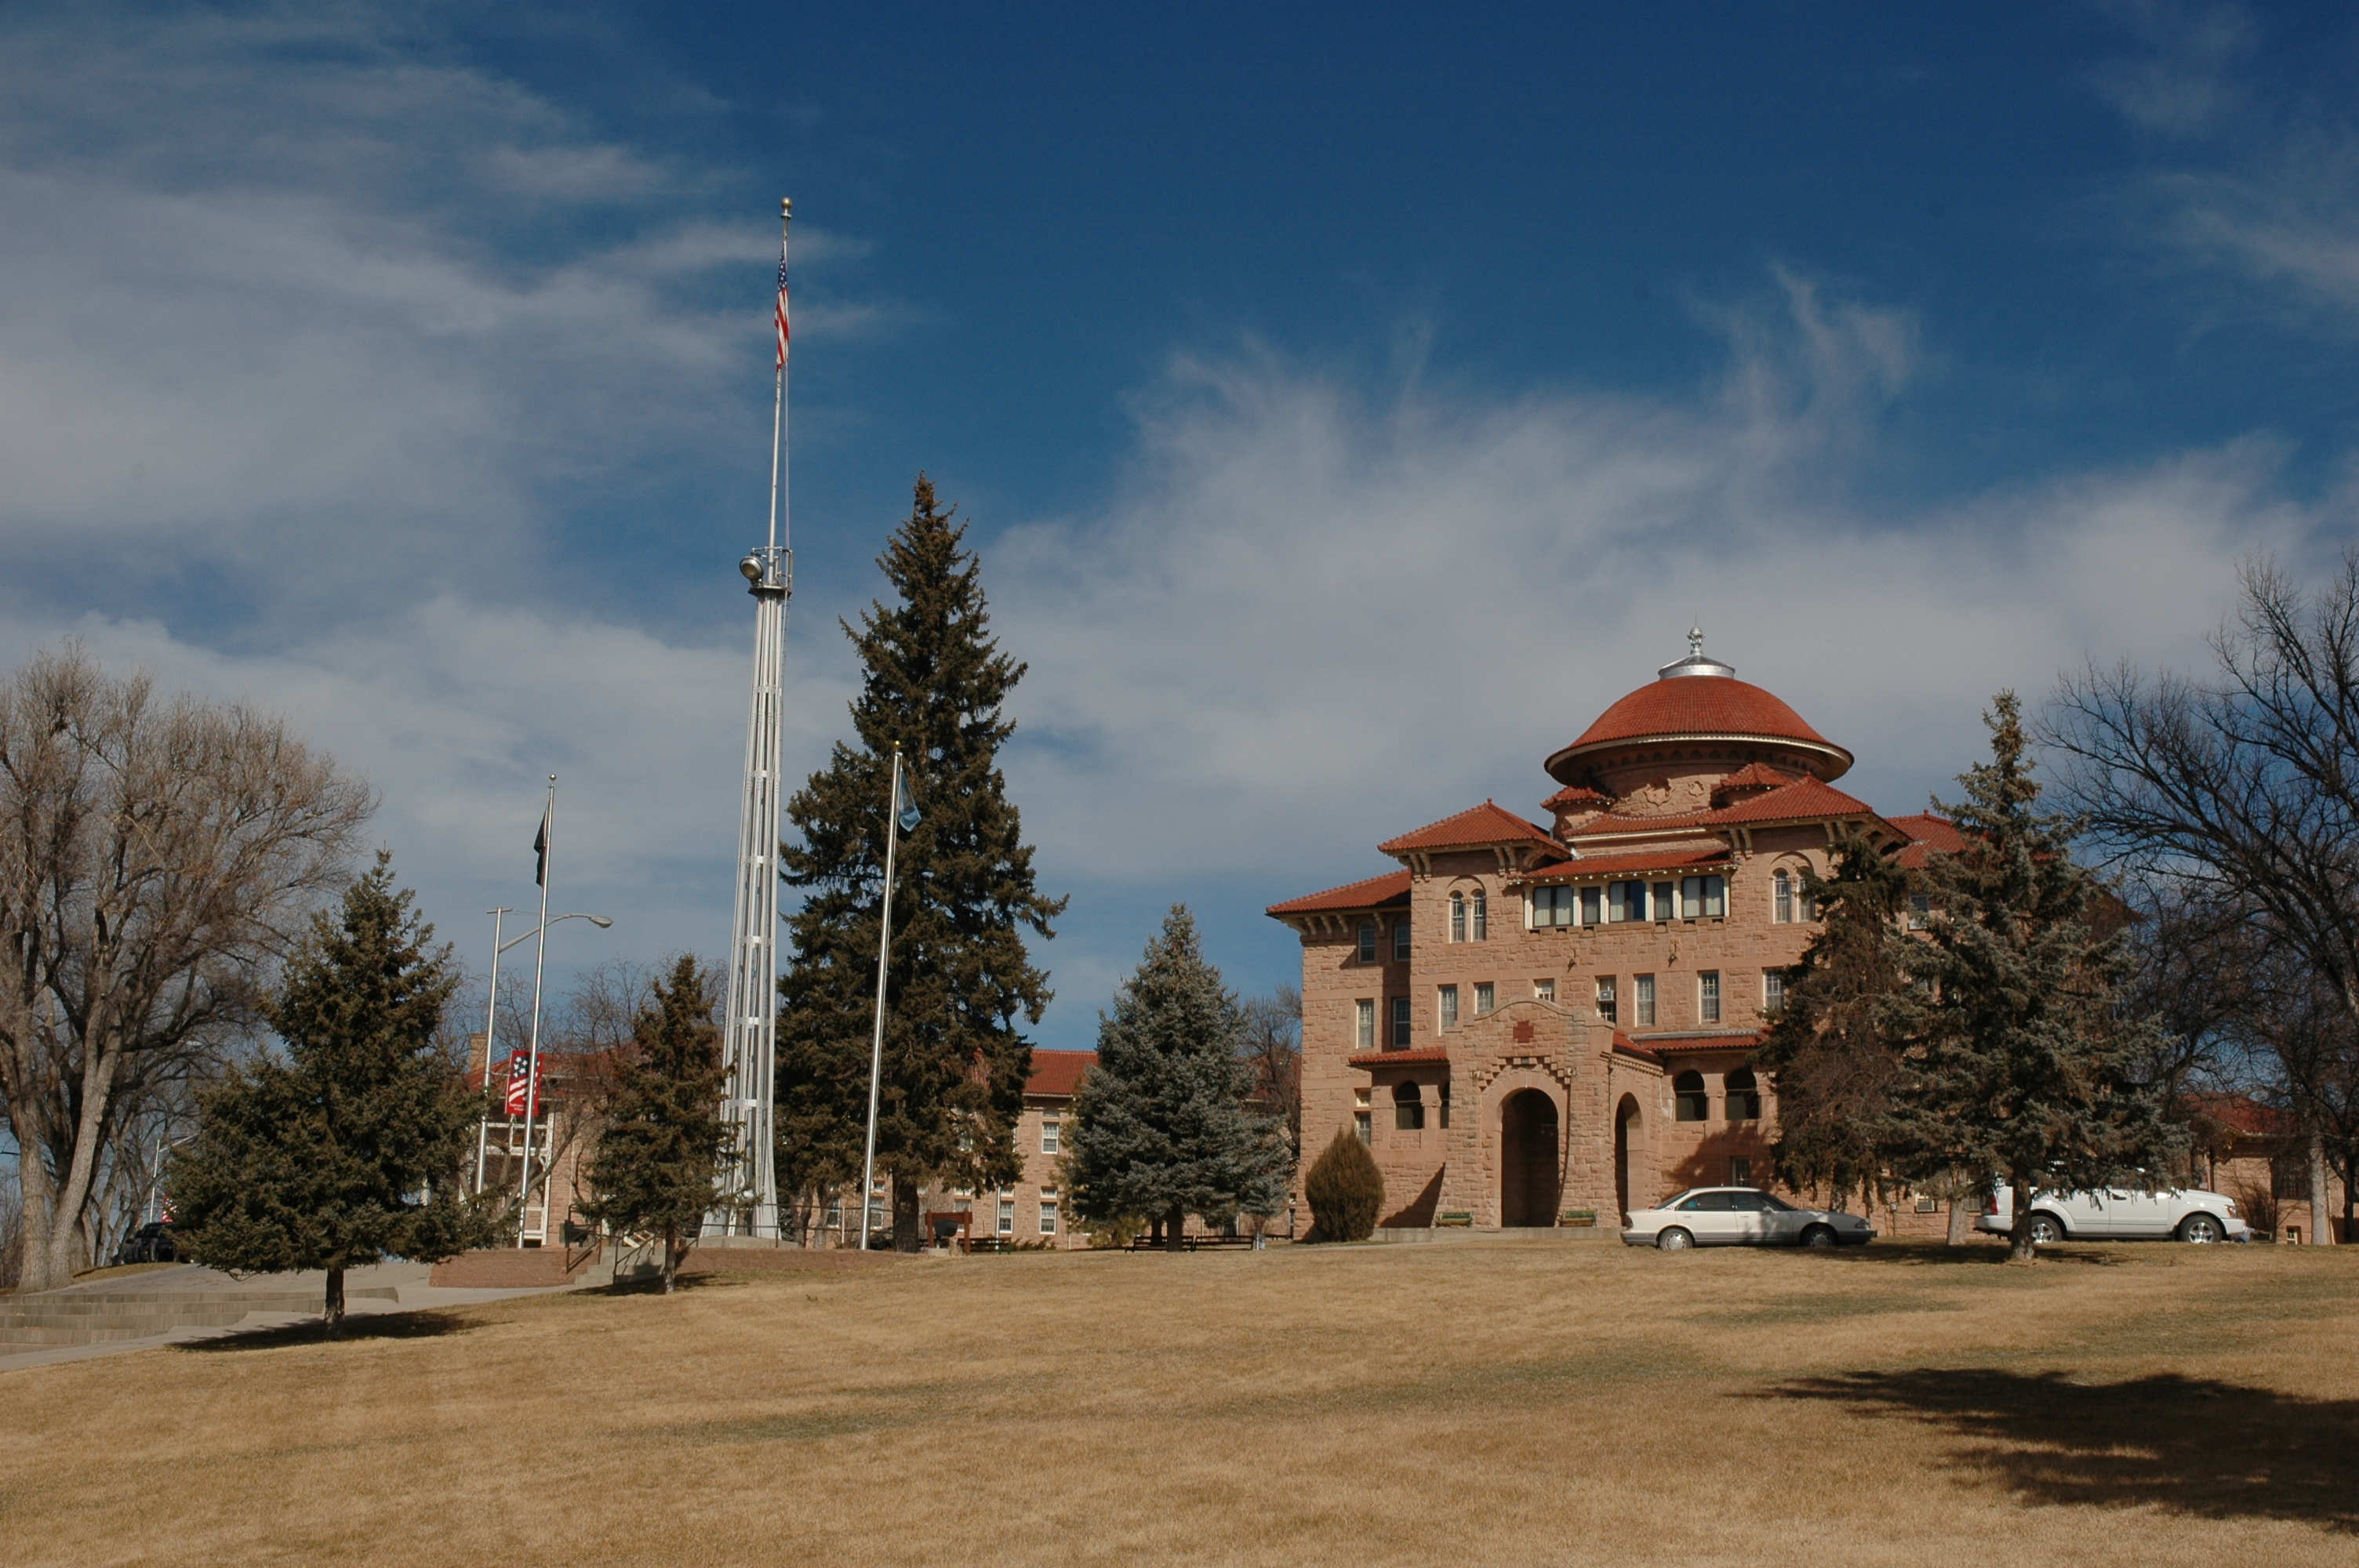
top-left (1499, 1089), bottom-right (1561, 1228)
top-left (1614, 1094), bottom-right (1644, 1223)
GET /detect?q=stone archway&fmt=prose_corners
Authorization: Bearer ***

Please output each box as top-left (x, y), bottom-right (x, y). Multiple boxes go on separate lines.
top-left (1499, 1089), bottom-right (1561, 1228)
top-left (1615, 1094), bottom-right (1644, 1222)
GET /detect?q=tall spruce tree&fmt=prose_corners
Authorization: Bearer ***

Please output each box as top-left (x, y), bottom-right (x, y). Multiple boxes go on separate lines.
top-left (778, 476), bottom-right (1065, 1250)
top-left (1753, 829), bottom-right (1910, 1212)
top-left (169, 856), bottom-right (493, 1327)
top-left (580, 956), bottom-right (731, 1292)
top-left (1067, 906), bottom-right (1291, 1252)
top-left (1882, 693), bottom-right (2180, 1261)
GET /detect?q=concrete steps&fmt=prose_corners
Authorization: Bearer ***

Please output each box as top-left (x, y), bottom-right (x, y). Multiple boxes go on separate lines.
top-left (428, 1246), bottom-right (600, 1289)
top-left (0, 1286), bottom-right (399, 1348)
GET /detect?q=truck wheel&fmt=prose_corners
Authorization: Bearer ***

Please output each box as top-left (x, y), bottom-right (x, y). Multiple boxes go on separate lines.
top-left (2177, 1213), bottom-right (2223, 1244)
top-left (1656, 1227), bottom-right (1693, 1251)
top-left (2026, 1213), bottom-right (2065, 1245)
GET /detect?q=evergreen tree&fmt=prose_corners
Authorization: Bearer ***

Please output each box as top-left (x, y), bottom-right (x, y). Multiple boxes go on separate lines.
top-left (580, 956), bottom-right (732, 1292)
top-left (169, 856), bottom-right (493, 1328)
top-left (1753, 829), bottom-right (1910, 1211)
top-left (1067, 906), bottom-right (1291, 1252)
top-left (1303, 1126), bottom-right (1384, 1243)
top-left (1881, 693), bottom-right (2180, 1261)
top-left (778, 476), bottom-right (1065, 1250)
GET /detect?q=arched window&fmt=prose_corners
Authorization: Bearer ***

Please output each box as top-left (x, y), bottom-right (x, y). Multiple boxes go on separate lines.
top-left (1725, 1067), bottom-right (1761, 1121)
top-left (1394, 1081), bottom-right (1425, 1131)
top-left (1674, 1071), bottom-right (1709, 1122)
top-left (1449, 891), bottom-right (1467, 942)
top-left (1773, 869), bottom-right (1793, 924)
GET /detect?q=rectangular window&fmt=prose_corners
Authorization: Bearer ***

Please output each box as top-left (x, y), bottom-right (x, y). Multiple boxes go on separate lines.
top-left (1729, 1156), bottom-right (1752, 1186)
top-left (1393, 920), bottom-right (1410, 962)
top-left (1608, 880), bottom-right (1646, 922)
top-left (1763, 971), bottom-right (1786, 1014)
top-left (1358, 921), bottom-right (1377, 963)
top-left (1908, 893), bottom-right (1931, 931)
top-left (1472, 891), bottom-right (1488, 941)
top-left (1774, 870), bottom-right (1793, 924)
top-left (997, 1200), bottom-right (1014, 1235)
top-left (1635, 974), bottom-right (1656, 1027)
top-left (1041, 1120), bottom-right (1060, 1156)
top-left (1355, 1111), bottom-right (1372, 1145)
top-left (1390, 996), bottom-right (1411, 1047)
top-left (1699, 971), bottom-right (1721, 1024)
top-left (1439, 1082), bottom-right (1451, 1129)
top-left (1581, 885), bottom-right (1602, 926)
top-left (1533, 978), bottom-right (1555, 1002)
top-left (1474, 982), bottom-right (1494, 1015)
top-left (1594, 976), bottom-right (1617, 1025)
top-left (1915, 1196), bottom-right (1941, 1214)
top-left (1652, 882), bottom-right (1675, 921)
top-left (1438, 985), bottom-right (1459, 1031)
top-left (1531, 885), bottom-right (1576, 927)
top-left (1356, 999), bottom-right (1376, 1051)
top-left (1039, 1203), bottom-right (1059, 1236)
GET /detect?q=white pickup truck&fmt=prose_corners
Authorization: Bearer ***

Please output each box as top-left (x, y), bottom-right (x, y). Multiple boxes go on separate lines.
top-left (1979, 1185), bottom-right (2251, 1244)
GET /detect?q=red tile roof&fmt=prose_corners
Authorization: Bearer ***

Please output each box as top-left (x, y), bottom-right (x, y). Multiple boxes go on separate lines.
top-left (1027, 1049), bottom-right (1096, 1098)
top-left (1541, 784), bottom-right (1610, 812)
top-left (1516, 847), bottom-right (1732, 883)
top-left (1266, 869), bottom-right (1413, 916)
top-left (1561, 677), bottom-right (1842, 756)
top-left (1563, 776), bottom-right (1877, 840)
top-left (1717, 761), bottom-right (1794, 793)
top-left (2180, 1091), bottom-right (2295, 1139)
top-left (1634, 1031), bottom-right (1765, 1054)
top-left (1347, 1047), bottom-right (1452, 1067)
top-left (1377, 800), bottom-right (1560, 856)
top-left (1887, 812), bottom-right (1972, 869)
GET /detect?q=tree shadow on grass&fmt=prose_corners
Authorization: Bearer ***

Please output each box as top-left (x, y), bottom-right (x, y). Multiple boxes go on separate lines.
top-left (174, 1310), bottom-right (475, 1352)
top-left (1771, 1368), bottom-right (2359, 1531)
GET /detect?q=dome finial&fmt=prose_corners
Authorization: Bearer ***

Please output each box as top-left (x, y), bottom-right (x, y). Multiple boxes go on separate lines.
top-left (1688, 625), bottom-right (1705, 659)
top-left (1658, 628), bottom-right (1736, 681)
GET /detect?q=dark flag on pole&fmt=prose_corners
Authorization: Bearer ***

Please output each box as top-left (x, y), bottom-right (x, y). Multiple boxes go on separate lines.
top-left (894, 766), bottom-right (921, 833)
top-left (533, 809), bottom-right (550, 887)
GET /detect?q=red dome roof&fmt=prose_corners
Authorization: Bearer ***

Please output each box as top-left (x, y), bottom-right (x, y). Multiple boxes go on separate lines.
top-left (1546, 674), bottom-right (1851, 782)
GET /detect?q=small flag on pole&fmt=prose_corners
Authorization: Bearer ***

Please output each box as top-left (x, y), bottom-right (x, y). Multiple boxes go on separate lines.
top-left (895, 766), bottom-right (920, 833)
top-left (505, 1051), bottom-right (536, 1116)
top-left (774, 245), bottom-right (791, 370)
top-left (533, 809), bottom-right (549, 887)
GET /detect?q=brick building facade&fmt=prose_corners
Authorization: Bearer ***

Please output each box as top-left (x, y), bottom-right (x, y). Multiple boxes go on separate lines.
top-left (1268, 635), bottom-right (1962, 1236)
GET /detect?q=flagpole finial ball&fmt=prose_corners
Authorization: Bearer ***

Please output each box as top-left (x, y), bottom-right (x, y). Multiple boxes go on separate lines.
top-left (782, 197), bottom-right (791, 218)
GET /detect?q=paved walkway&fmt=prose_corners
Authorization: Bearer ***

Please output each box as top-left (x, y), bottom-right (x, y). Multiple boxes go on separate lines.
top-left (0, 1259), bottom-right (591, 1375)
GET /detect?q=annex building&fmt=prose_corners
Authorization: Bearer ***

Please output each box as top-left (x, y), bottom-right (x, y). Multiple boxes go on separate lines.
top-left (1267, 634), bottom-right (1965, 1238)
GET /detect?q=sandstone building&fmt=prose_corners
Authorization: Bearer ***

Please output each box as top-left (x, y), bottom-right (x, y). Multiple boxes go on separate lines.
top-left (1267, 635), bottom-right (1963, 1236)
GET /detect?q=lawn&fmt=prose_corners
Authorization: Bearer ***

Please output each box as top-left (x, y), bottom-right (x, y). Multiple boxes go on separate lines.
top-left (4, 1237), bottom-right (2356, 1566)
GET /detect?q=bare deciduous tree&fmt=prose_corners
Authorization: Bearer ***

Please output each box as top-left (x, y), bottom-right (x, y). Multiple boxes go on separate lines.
top-left (2047, 554), bottom-right (2359, 1242)
top-left (0, 644), bottom-right (371, 1291)
top-left (1240, 983), bottom-right (1302, 1167)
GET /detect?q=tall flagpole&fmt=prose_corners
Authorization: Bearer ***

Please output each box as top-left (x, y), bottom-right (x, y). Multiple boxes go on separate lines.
top-left (517, 775), bottom-right (555, 1246)
top-left (858, 746), bottom-right (905, 1252)
top-left (715, 197), bottom-right (792, 1237)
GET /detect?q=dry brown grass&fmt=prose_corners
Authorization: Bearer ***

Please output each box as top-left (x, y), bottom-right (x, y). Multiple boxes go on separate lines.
top-left (5, 1238), bottom-right (2358, 1566)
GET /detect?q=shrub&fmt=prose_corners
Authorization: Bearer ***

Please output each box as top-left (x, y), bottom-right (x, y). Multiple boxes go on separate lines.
top-left (1304, 1127), bottom-right (1385, 1242)
top-left (2232, 1178), bottom-right (2279, 1240)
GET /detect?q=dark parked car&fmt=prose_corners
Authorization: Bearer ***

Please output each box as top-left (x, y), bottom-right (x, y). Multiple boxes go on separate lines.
top-left (114, 1221), bottom-right (178, 1265)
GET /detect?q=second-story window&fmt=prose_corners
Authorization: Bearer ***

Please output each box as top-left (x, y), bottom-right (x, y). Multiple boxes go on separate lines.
top-left (1358, 921), bottom-right (1378, 963)
top-left (1699, 971), bottom-right (1721, 1023)
top-left (1394, 1081), bottom-right (1424, 1131)
top-left (1356, 999), bottom-right (1376, 1051)
top-left (1681, 876), bottom-right (1728, 919)
top-left (1763, 971), bottom-right (1787, 1014)
top-left (1635, 973), bottom-right (1656, 1027)
top-left (1041, 1119), bottom-right (1060, 1155)
top-left (1533, 978), bottom-right (1555, 1002)
top-left (1450, 892), bottom-right (1467, 943)
top-left (1595, 976), bottom-right (1617, 1025)
top-left (1532, 886), bottom-right (1576, 927)
top-left (1909, 893), bottom-right (1932, 931)
top-left (1391, 996), bottom-right (1411, 1047)
top-left (1472, 891), bottom-right (1488, 941)
top-left (1393, 920), bottom-right (1411, 963)
top-left (1438, 985), bottom-right (1459, 1031)
top-left (1774, 869), bottom-right (1794, 924)
top-left (1474, 982), bottom-right (1495, 1015)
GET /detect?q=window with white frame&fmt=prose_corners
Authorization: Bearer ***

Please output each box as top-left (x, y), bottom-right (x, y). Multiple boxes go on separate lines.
top-left (1681, 875), bottom-right (1727, 919)
top-left (1531, 885), bottom-right (1577, 927)
top-left (1472, 890), bottom-right (1488, 941)
top-left (1763, 971), bottom-right (1786, 1014)
top-left (1532, 978), bottom-right (1555, 1002)
top-left (1358, 921), bottom-right (1378, 963)
top-left (1581, 886), bottom-right (1603, 925)
top-left (1773, 869), bottom-right (1794, 924)
top-left (1594, 975), bottom-right (1617, 1024)
top-left (1356, 999), bottom-right (1376, 1051)
top-left (1652, 881), bottom-right (1674, 920)
top-left (1355, 1111), bottom-right (1372, 1145)
top-left (1039, 1203), bottom-right (1058, 1236)
top-left (1699, 971), bottom-right (1721, 1023)
top-left (1608, 880), bottom-right (1648, 922)
top-left (1635, 973), bottom-right (1656, 1027)
top-left (997, 1199), bottom-right (1014, 1235)
top-left (1450, 891), bottom-right (1467, 942)
top-left (1474, 982), bottom-right (1495, 1015)
top-left (1041, 1119), bottom-right (1060, 1156)
top-left (1393, 920), bottom-right (1411, 962)
top-left (1438, 985), bottom-right (1459, 1031)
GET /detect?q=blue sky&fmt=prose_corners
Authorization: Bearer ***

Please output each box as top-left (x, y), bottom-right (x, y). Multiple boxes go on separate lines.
top-left (5, 3), bottom-right (2358, 1049)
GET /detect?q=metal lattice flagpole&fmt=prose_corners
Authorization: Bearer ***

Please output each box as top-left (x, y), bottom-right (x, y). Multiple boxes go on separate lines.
top-left (715, 197), bottom-right (793, 1236)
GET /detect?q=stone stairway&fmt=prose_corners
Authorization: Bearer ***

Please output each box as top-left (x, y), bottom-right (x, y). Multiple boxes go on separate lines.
top-left (0, 1284), bottom-right (400, 1349)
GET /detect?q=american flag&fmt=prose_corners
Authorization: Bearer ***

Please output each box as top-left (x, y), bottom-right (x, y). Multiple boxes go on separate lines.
top-left (505, 1051), bottom-right (535, 1116)
top-left (774, 246), bottom-right (791, 370)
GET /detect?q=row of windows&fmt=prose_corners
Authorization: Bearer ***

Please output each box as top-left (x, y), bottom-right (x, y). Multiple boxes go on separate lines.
top-left (1358, 969), bottom-right (1785, 1039)
top-left (995, 1197), bottom-right (1060, 1235)
top-left (1357, 920), bottom-right (1413, 964)
top-left (1674, 1069), bottom-right (1761, 1123)
top-left (1359, 867), bottom-right (1828, 957)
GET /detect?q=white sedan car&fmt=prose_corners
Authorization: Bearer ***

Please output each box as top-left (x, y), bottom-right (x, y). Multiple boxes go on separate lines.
top-left (1622, 1187), bottom-right (1877, 1250)
top-left (1979, 1185), bottom-right (2251, 1244)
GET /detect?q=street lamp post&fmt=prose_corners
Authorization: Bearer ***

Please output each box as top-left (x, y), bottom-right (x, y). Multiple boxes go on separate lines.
top-left (476, 909), bottom-right (612, 1197)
